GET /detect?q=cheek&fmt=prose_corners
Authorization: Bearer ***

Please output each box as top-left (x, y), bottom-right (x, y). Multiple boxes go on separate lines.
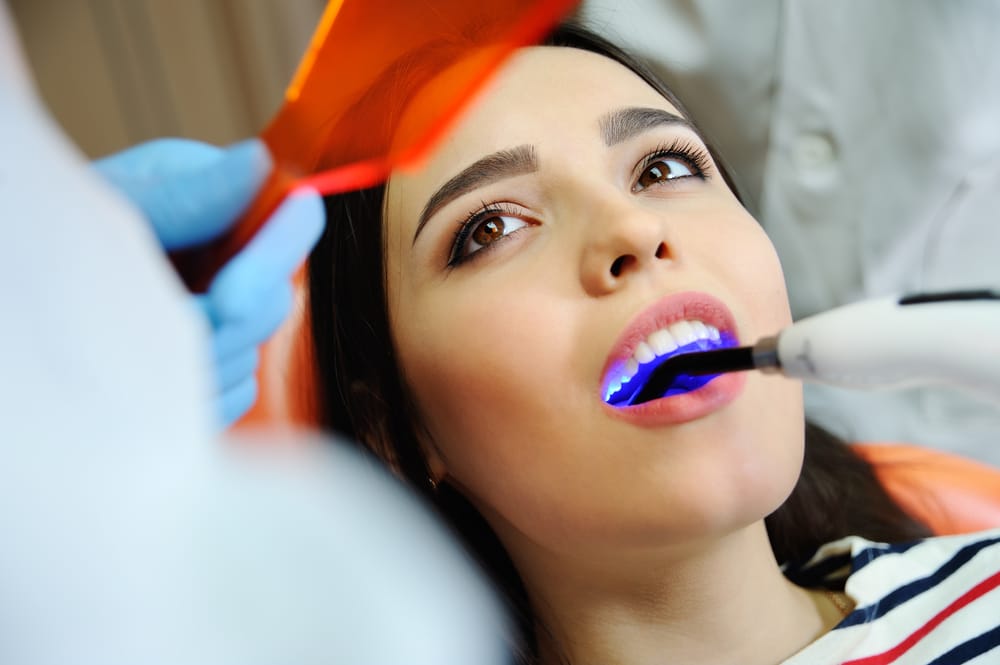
top-left (704, 211), bottom-right (793, 335)
top-left (391, 283), bottom-right (569, 481)
top-left (692, 209), bottom-right (804, 511)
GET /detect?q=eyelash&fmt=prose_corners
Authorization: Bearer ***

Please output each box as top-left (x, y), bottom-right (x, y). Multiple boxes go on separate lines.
top-left (445, 139), bottom-right (714, 268)
top-left (448, 201), bottom-right (527, 267)
top-left (634, 138), bottom-right (713, 189)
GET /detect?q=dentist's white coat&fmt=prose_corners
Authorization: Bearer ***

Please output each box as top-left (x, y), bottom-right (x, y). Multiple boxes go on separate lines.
top-left (0, 4), bottom-right (508, 662)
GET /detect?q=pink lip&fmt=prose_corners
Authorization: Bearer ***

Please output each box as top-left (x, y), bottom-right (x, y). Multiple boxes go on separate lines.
top-left (600, 291), bottom-right (745, 427)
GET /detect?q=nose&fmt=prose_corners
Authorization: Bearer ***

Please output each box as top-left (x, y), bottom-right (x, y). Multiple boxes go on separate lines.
top-left (578, 197), bottom-right (674, 296)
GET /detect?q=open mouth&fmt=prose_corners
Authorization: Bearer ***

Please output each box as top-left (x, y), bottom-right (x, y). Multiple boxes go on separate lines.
top-left (603, 319), bottom-right (737, 407)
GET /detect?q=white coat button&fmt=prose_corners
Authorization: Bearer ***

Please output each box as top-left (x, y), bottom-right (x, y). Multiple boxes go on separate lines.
top-left (795, 132), bottom-right (837, 170)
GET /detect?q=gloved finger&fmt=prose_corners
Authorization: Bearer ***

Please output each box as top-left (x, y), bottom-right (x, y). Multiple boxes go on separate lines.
top-left (94, 138), bottom-right (223, 180)
top-left (138, 139), bottom-right (271, 250)
top-left (207, 189), bottom-right (325, 323)
top-left (95, 139), bottom-right (272, 251)
top-left (210, 281), bottom-right (294, 362)
top-left (219, 374), bottom-right (259, 428)
top-left (215, 348), bottom-right (259, 393)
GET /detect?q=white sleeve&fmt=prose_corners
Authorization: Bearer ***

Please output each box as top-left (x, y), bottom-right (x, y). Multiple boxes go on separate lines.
top-left (0, 5), bottom-right (509, 663)
top-left (0, 2), bottom-right (215, 449)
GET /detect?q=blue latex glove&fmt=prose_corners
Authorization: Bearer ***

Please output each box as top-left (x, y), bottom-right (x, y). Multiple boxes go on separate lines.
top-left (94, 138), bottom-right (325, 426)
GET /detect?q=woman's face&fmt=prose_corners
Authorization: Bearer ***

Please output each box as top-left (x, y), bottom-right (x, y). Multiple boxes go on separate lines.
top-left (383, 47), bottom-right (803, 558)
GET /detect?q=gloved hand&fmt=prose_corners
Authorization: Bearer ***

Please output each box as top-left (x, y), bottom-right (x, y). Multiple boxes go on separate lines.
top-left (94, 138), bottom-right (325, 426)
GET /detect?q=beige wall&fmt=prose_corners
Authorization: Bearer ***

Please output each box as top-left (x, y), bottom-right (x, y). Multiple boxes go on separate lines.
top-left (9, 0), bottom-right (325, 158)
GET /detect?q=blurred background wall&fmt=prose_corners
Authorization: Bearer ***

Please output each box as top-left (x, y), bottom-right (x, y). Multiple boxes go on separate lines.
top-left (9, 0), bottom-right (326, 158)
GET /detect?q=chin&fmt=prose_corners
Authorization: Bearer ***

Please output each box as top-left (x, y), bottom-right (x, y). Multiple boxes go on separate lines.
top-left (687, 398), bottom-right (806, 535)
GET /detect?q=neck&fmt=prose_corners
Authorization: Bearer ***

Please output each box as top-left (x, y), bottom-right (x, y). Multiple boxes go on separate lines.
top-left (512, 522), bottom-right (830, 665)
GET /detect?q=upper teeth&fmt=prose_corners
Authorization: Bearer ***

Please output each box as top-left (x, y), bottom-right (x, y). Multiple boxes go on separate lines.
top-left (605, 319), bottom-right (722, 399)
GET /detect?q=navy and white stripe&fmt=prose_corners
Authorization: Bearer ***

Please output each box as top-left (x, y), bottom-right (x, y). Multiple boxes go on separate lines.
top-left (782, 529), bottom-right (1000, 664)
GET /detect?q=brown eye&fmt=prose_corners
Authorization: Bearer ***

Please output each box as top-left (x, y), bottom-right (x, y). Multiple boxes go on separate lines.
top-left (452, 211), bottom-right (531, 265)
top-left (472, 217), bottom-right (506, 246)
top-left (634, 156), bottom-right (696, 191)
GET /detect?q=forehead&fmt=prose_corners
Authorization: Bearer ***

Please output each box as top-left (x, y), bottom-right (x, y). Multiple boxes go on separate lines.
top-left (386, 46), bottom-right (681, 208)
top-left (454, 45), bottom-right (676, 132)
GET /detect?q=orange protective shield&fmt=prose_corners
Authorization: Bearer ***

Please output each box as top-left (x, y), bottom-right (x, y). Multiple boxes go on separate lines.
top-left (172, 0), bottom-right (580, 291)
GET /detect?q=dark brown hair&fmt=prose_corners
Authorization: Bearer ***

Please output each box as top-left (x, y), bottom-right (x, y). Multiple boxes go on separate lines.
top-left (308, 22), bottom-right (929, 664)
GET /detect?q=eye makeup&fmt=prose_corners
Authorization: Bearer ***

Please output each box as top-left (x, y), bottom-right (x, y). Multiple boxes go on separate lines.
top-left (632, 137), bottom-right (713, 192)
top-left (448, 201), bottom-right (532, 267)
top-left (440, 136), bottom-right (714, 269)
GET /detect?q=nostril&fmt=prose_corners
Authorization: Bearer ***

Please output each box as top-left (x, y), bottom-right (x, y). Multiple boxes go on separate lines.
top-left (610, 255), bottom-right (629, 277)
top-left (655, 242), bottom-right (668, 259)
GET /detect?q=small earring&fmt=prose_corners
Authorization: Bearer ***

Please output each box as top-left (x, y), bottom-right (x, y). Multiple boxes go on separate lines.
top-left (428, 475), bottom-right (439, 491)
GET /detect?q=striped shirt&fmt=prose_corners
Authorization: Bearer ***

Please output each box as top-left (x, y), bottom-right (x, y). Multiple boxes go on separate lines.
top-left (781, 529), bottom-right (1000, 664)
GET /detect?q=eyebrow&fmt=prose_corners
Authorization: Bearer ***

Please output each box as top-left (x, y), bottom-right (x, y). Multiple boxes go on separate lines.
top-left (413, 145), bottom-right (538, 244)
top-left (599, 106), bottom-right (694, 146)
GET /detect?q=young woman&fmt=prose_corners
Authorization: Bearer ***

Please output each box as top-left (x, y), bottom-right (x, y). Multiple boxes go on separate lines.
top-left (307, 23), bottom-right (1000, 665)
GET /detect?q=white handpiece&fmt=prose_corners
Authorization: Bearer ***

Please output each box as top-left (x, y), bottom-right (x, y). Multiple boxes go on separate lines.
top-left (762, 291), bottom-right (1000, 404)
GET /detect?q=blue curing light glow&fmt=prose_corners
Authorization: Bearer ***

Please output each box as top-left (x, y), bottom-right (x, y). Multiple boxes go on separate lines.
top-left (604, 333), bottom-right (736, 406)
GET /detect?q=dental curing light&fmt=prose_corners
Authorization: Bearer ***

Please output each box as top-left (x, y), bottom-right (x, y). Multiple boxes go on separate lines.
top-left (629, 290), bottom-right (1000, 406)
